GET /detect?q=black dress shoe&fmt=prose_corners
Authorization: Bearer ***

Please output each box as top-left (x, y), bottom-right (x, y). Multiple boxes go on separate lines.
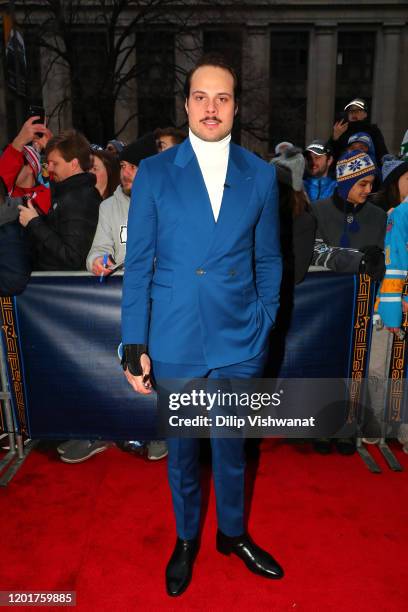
top-left (313, 437), bottom-right (332, 454)
top-left (335, 437), bottom-right (356, 455)
top-left (216, 530), bottom-right (284, 579)
top-left (166, 537), bottom-right (199, 597)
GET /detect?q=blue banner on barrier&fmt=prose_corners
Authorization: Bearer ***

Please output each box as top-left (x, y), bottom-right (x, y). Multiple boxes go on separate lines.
top-left (1, 271), bottom-right (375, 440)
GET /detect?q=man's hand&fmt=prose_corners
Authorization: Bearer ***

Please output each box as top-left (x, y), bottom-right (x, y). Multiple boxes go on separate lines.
top-left (18, 200), bottom-right (39, 227)
top-left (12, 117), bottom-right (48, 151)
top-left (124, 354), bottom-right (152, 395)
top-left (92, 255), bottom-right (115, 276)
top-left (32, 127), bottom-right (53, 152)
top-left (332, 120), bottom-right (348, 141)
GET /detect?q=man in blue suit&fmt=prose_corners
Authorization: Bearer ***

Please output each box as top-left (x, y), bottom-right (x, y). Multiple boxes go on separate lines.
top-left (121, 54), bottom-right (283, 596)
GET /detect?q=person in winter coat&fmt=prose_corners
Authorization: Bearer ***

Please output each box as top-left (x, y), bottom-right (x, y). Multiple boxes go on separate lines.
top-left (312, 150), bottom-right (387, 456)
top-left (303, 139), bottom-right (336, 203)
top-left (312, 150), bottom-right (386, 278)
top-left (0, 116), bottom-right (51, 214)
top-left (18, 130), bottom-right (101, 270)
top-left (0, 177), bottom-right (31, 296)
top-left (327, 98), bottom-right (388, 165)
top-left (87, 133), bottom-right (158, 277)
top-left (376, 156), bottom-right (408, 331)
top-left (271, 146), bottom-right (316, 284)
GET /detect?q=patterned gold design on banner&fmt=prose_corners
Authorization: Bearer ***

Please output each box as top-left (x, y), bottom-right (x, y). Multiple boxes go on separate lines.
top-left (349, 274), bottom-right (372, 423)
top-left (0, 297), bottom-right (27, 434)
top-left (388, 281), bottom-right (408, 422)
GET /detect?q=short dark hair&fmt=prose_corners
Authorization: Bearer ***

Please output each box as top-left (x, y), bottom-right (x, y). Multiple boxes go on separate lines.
top-left (154, 127), bottom-right (186, 145)
top-left (183, 53), bottom-right (240, 101)
top-left (91, 149), bottom-right (121, 199)
top-left (45, 129), bottom-right (92, 172)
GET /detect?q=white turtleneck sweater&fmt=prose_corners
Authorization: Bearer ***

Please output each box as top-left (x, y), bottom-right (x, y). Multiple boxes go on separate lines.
top-left (189, 129), bottom-right (231, 222)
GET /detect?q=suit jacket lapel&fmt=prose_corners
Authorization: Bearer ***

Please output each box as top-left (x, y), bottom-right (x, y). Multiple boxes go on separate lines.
top-left (205, 143), bottom-right (254, 258)
top-left (167, 139), bottom-right (215, 254)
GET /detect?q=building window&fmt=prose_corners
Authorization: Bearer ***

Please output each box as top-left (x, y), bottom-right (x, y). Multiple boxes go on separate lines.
top-left (24, 32), bottom-right (43, 108)
top-left (269, 32), bottom-right (309, 149)
top-left (70, 31), bottom-right (109, 144)
top-left (136, 32), bottom-right (175, 134)
top-left (335, 32), bottom-right (376, 116)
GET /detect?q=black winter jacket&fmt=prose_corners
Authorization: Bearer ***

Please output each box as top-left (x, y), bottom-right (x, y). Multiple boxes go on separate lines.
top-left (26, 173), bottom-right (101, 271)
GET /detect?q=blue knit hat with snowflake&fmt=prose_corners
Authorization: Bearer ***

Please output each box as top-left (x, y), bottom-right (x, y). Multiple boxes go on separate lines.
top-left (336, 150), bottom-right (376, 201)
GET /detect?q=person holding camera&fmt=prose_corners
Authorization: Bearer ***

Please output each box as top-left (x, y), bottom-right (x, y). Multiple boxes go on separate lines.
top-left (0, 115), bottom-right (52, 215)
top-left (327, 98), bottom-right (388, 166)
top-left (18, 129), bottom-right (101, 271)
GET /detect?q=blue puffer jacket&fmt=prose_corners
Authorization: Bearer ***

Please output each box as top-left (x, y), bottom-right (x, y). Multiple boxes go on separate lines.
top-left (304, 176), bottom-right (336, 203)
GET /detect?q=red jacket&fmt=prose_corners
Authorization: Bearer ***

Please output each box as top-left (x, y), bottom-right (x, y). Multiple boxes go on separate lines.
top-left (0, 145), bottom-right (51, 214)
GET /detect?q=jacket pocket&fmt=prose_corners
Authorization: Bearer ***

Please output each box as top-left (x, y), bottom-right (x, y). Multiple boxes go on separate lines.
top-left (151, 267), bottom-right (173, 302)
top-left (151, 283), bottom-right (172, 302)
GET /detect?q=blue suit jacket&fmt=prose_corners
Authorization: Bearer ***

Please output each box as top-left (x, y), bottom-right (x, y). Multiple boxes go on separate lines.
top-left (122, 138), bottom-right (282, 368)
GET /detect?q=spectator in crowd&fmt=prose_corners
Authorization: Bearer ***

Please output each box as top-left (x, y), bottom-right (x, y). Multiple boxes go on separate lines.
top-left (328, 98), bottom-right (388, 165)
top-left (371, 153), bottom-right (408, 213)
top-left (272, 146), bottom-right (316, 285)
top-left (273, 141), bottom-right (294, 157)
top-left (375, 156), bottom-right (408, 329)
top-left (63, 134), bottom-right (165, 465)
top-left (267, 147), bottom-right (316, 381)
top-left (90, 149), bottom-right (120, 200)
top-left (87, 133), bottom-right (157, 279)
top-left (372, 156), bottom-right (408, 451)
top-left (18, 130), bottom-right (101, 271)
top-left (0, 116), bottom-right (51, 214)
top-left (303, 140), bottom-right (336, 203)
top-left (154, 127), bottom-right (186, 152)
top-left (105, 139), bottom-right (125, 157)
top-left (312, 149), bottom-right (387, 455)
top-left (0, 176), bottom-right (31, 296)
top-left (347, 132), bottom-right (377, 162)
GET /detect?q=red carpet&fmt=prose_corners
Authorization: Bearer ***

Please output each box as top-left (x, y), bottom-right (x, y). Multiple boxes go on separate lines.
top-left (1, 440), bottom-right (408, 611)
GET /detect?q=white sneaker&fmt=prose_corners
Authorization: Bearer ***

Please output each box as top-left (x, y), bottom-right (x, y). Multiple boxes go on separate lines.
top-left (147, 440), bottom-right (168, 461)
top-left (362, 437), bottom-right (380, 445)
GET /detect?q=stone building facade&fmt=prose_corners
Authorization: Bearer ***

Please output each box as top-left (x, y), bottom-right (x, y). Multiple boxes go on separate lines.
top-left (1, 0), bottom-right (407, 155)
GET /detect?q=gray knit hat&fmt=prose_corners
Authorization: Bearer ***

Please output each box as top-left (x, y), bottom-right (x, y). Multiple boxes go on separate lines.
top-left (381, 154), bottom-right (408, 188)
top-left (271, 146), bottom-right (305, 191)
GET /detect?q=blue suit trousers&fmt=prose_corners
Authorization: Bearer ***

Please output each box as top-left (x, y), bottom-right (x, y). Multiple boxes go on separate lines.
top-left (153, 349), bottom-right (268, 540)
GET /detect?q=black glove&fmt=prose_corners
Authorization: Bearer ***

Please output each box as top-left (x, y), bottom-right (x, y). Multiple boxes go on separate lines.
top-left (121, 344), bottom-right (148, 376)
top-left (359, 246), bottom-right (385, 281)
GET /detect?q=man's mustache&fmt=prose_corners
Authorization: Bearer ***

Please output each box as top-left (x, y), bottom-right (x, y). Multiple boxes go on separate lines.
top-left (200, 117), bottom-right (221, 123)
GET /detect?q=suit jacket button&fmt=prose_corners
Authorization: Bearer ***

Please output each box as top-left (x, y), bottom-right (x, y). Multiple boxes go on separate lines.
top-left (196, 268), bottom-right (205, 275)
top-left (228, 269), bottom-right (236, 276)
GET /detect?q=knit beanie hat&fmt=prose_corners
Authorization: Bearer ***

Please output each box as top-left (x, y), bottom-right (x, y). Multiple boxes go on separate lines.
top-left (381, 154), bottom-right (408, 188)
top-left (274, 141), bottom-right (294, 156)
top-left (23, 145), bottom-right (41, 178)
top-left (271, 146), bottom-right (305, 191)
top-left (336, 150), bottom-right (376, 201)
top-left (347, 132), bottom-right (376, 164)
top-left (119, 133), bottom-right (157, 167)
top-left (107, 139), bottom-right (125, 154)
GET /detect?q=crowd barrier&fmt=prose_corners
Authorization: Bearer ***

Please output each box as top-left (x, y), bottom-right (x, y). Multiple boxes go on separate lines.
top-left (0, 269), bottom-right (406, 477)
